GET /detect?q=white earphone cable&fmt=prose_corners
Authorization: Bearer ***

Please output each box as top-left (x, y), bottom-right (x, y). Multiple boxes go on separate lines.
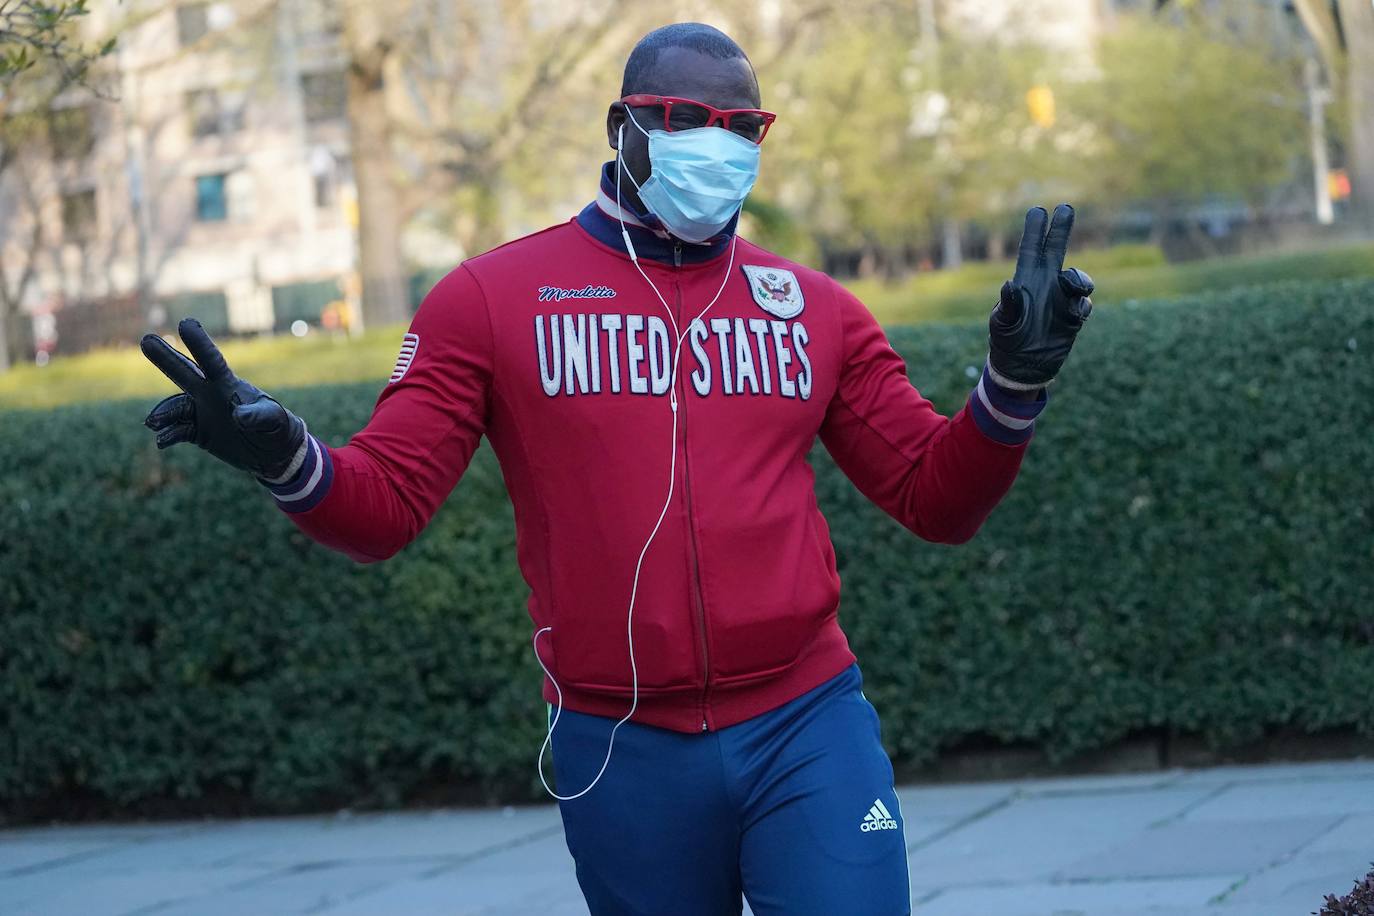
top-left (532, 124), bottom-right (737, 800)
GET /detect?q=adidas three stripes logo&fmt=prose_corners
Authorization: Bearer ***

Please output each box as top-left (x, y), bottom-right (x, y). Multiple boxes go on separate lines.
top-left (860, 798), bottom-right (899, 832)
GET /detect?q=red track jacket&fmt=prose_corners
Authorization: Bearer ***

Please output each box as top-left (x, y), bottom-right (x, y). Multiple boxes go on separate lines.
top-left (263, 165), bottom-right (1048, 733)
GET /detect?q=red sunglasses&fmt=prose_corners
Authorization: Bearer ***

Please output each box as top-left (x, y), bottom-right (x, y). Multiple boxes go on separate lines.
top-left (621, 94), bottom-right (777, 145)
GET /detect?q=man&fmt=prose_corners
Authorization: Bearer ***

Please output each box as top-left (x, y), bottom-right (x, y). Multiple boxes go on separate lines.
top-left (140, 22), bottom-right (1092, 916)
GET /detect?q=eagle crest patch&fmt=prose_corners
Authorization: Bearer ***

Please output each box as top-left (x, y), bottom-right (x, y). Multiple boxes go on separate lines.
top-left (741, 265), bottom-right (804, 319)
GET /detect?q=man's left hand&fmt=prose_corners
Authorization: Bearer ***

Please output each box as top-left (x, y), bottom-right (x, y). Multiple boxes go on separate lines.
top-left (987, 204), bottom-right (1094, 392)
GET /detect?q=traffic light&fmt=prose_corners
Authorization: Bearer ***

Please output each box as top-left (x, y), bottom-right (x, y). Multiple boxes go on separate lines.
top-left (1026, 85), bottom-right (1055, 128)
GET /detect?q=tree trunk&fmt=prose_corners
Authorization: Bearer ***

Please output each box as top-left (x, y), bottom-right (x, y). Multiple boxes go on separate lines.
top-left (0, 306), bottom-right (11, 373)
top-left (342, 8), bottom-right (409, 328)
top-left (941, 218), bottom-right (963, 269)
top-left (1293, 0), bottom-right (1343, 79)
top-left (1338, 0), bottom-right (1374, 230)
top-left (1148, 201), bottom-right (1169, 247)
top-left (987, 227), bottom-right (1006, 261)
top-left (466, 174), bottom-right (505, 259)
top-left (857, 243), bottom-right (878, 280)
top-left (0, 216), bottom-right (39, 374)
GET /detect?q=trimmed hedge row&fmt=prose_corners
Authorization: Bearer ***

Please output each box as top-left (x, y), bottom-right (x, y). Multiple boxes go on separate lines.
top-left (2, 279), bottom-right (1372, 818)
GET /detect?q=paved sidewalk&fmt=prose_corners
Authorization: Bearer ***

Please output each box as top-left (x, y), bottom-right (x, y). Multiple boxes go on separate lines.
top-left (2, 759), bottom-right (1371, 915)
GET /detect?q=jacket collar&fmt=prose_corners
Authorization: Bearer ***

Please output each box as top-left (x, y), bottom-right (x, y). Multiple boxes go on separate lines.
top-left (576, 161), bottom-right (736, 265)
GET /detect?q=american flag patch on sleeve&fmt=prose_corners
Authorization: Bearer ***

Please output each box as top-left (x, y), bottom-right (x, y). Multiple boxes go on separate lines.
top-left (389, 333), bottom-right (420, 383)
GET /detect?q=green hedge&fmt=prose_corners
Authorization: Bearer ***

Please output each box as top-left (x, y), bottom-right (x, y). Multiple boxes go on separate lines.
top-left (2, 279), bottom-right (1372, 819)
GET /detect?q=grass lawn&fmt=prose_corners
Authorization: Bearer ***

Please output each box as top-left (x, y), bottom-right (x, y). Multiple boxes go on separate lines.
top-left (852, 240), bottom-right (1374, 324)
top-left (1, 241), bottom-right (1370, 411)
top-left (0, 326), bottom-right (413, 412)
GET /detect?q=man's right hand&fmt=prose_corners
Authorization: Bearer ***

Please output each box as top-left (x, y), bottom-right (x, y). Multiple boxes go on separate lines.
top-left (140, 318), bottom-right (308, 482)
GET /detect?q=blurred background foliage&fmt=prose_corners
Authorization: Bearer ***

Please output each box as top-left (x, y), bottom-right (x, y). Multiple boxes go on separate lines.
top-left (5, 239), bottom-right (1374, 409)
top-left (0, 0), bottom-right (1371, 369)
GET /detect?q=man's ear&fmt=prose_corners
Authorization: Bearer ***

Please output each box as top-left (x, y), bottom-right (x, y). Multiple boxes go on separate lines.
top-left (606, 101), bottom-right (627, 150)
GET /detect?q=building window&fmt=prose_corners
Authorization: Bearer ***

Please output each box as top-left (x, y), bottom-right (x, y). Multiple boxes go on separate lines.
top-left (309, 146), bottom-right (338, 208)
top-left (220, 92), bottom-right (246, 132)
top-left (298, 0), bottom-right (342, 35)
top-left (226, 171), bottom-right (256, 221)
top-left (49, 106), bottom-right (94, 159)
top-left (187, 89), bottom-right (219, 137)
top-left (195, 173), bottom-right (228, 221)
top-left (158, 290), bottom-right (230, 335)
top-left (186, 89), bottom-right (245, 137)
top-left (61, 190), bottom-right (97, 241)
top-left (310, 171), bottom-right (330, 208)
top-left (177, 3), bottom-right (209, 46)
top-left (301, 71), bottom-right (347, 123)
top-left (271, 279), bottom-right (341, 332)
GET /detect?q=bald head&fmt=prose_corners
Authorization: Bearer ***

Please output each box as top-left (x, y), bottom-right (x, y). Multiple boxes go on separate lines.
top-left (620, 22), bottom-right (759, 103)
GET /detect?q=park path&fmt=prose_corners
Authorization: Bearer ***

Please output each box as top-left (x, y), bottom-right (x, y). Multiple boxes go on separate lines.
top-left (2, 759), bottom-right (1371, 915)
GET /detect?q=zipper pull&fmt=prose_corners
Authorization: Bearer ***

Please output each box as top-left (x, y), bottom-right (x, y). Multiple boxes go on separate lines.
top-left (674, 242), bottom-right (682, 268)
top-left (701, 718), bottom-right (708, 732)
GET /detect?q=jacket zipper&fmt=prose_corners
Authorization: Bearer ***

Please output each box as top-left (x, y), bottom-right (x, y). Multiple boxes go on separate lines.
top-left (674, 241), bottom-right (711, 732)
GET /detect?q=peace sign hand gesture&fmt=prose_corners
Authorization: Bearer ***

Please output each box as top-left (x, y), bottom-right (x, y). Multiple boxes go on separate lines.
top-left (987, 204), bottom-right (1095, 391)
top-left (140, 318), bottom-right (307, 481)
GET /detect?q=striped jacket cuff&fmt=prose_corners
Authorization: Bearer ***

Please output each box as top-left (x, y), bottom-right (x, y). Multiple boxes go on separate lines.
top-left (968, 362), bottom-right (1048, 445)
top-left (259, 434), bottom-right (333, 513)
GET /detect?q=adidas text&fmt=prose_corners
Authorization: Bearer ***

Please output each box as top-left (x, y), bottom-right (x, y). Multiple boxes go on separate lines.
top-left (860, 799), bottom-right (899, 832)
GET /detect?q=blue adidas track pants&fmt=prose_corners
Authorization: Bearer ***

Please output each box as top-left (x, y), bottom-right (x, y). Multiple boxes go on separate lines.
top-left (549, 663), bottom-right (912, 915)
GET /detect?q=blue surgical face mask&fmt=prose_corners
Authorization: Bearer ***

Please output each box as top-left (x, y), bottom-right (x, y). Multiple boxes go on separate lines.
top-left (621, 106), bottom-right (761, 243)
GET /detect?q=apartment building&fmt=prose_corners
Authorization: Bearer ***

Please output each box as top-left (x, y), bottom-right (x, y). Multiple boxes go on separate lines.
top-left (0, 0), bottom-right (359, 360)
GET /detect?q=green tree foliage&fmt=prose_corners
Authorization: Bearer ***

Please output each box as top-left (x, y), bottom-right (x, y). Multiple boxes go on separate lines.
top-left (1069, 8), bottom-right (1307, 223)
top-left (0, 0), bottom-right (114, 91)
top-left (755, 6), bottom-right (1067, 271)
top-left (761, 17), bottom-right (938, 261)
top-left (925, 29), bottom-right (1064, 250)
top-left (749, 1), bottom-right (1321, 268)
top-left (0, 0), bottom-right (118, 372)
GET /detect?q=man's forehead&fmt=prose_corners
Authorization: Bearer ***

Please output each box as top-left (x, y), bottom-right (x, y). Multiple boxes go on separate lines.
top-left (632, 46), bottom-right (759, 108)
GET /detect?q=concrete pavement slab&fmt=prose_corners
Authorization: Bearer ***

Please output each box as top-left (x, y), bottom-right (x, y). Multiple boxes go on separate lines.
top-left (0, 836), bottom-right (138, 875)
top-left (0, 864), bottom-right (271, 916)
top-left (895, 782), bottom-right (1017, 823)
top-left (18, 805), bottom-right (564, 876)
top-left (1181, 778), bottom-right (1374, 822)
top-left (9, 821), bottom-right (326, 873)
top-left (1090, 907), bottom-right (1305, 916)
top-left (1305, 813), bottom-right (1374, 855)
top-left (214, 806), bottom-right (564, 868)
top-left (1001, 770), bottom-right (1189, 797)
top-left (905, 787), bottom-right (1217, 886)
top-left (895, 783), bottom-right (1019, 851)
top-left (319, 832), bottom-right (584, 916)
top-left (1223, 847), bottom-right (1374, 908)
top-left (911, 875), bottom-right (1241, 916)
top-left (2, 761), bottom-right (1369, 915)
top-left (140, 861), bottom-right (435, 915)
top-left (1170, 760), bottom-right (1374, 787)
top-left (1059, 815), bottom-right (1340, 880)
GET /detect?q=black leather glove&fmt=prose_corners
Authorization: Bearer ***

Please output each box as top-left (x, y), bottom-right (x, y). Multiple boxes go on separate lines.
top-left (987, 204), bottom-right (1094, 390)
top-left (140, 318), bottom-right (307, 481)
